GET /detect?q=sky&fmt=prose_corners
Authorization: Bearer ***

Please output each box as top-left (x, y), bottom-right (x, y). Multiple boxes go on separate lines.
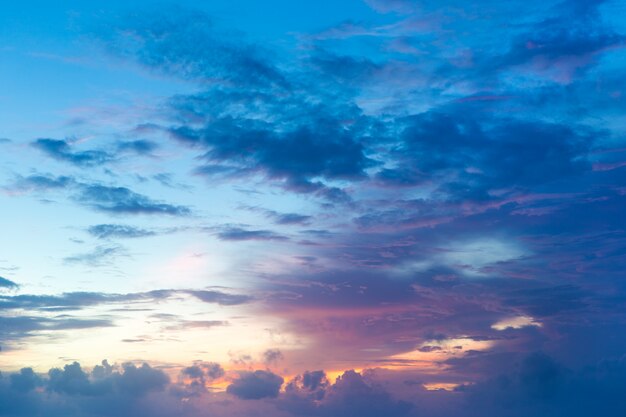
top-left (0, 0), bottom-right (625, 416)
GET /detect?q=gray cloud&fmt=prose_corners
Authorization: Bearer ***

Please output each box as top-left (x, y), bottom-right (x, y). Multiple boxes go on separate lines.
top-left (227, 370), bottom-right (284, 400)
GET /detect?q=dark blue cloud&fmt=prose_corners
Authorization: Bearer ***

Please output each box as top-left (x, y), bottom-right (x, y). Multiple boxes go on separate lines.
top-left (497, 0), bottom-right (625, 78)
top-left (116, 140), bottom-right (159, 155)
top-left (10, 368), bottom-right (43, 393)
top-left (227, 370), bottom-right (284, 400)
top-left (216, 227), bottom-right (288, 242)
top-left (502, 284), bottom-right (588, 317)
top-left (33, 138), bottom-right (114, 167)
top-left (284, 370), bottom-right (329, 402)
top-left (173, 117), bottom-right (373, 201)
top-left (0, 276), bottom-right (18, 289)
top-left (310, 51), bottom-right (382, 84)
top-left (94, 9), bottom-right (379, 202)
top-left (283, 370), bottom-right (411, 417)
top-left (76, 185), bottom-right (191, 215)
top-left (383, 111), bottom-right (596, 199)
top-left (32, 138), bottom-right (159, 168)
top-left (456, 352), bottom-right (626, 417)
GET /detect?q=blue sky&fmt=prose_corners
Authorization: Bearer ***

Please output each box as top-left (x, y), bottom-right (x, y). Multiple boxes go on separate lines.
top-left (1, 1), bottom-right (626, 416)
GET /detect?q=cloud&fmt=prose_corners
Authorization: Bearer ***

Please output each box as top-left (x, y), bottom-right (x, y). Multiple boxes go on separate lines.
top-left (92, 9), bottom-right (379, 202)
top-left (0, 362), bottom-right (171, 417)
top-left (502, 284), bottom-right (588, 317)
top-left (10, 368), bottom-right (43, 392)
top-left (227, 370), bottom-right (284, 400)
top-left (497, 2), bottom-right (625, 82)
top-left (33, 138), bottom-right (114, 167)
top-left (75, 185), bottom-right (191, 215)
top-left (386, 111), bottom-right (595, 198)
top-left (5, 177), bottom-right (191, 220)
top-left (0, 276), bottom-right (18, 290)
top-left (282, 370), bottom-right (411, 417)
top-left (176, 362), bottom-right (225, 396)
top-left (263, 349), bottom-right (284, 365)
top-left (32, 138), bottom-right (160, 167)
top-left (0, 315), bottom-right (115, 345)
top-left (6, 176), bottom-right (190, 217)
top-left (182, 362), bottom-right (224, 382)
top-left (271, 212), bottom-right (312, 225)
top-left (163, 320), bottom-right (227, 331)
top-left (454, 352), bottom-right (626, 416)
top-left (116, 140), bottom-right (159, 155)
top-left (310, 51), bottom-right (382, 84)
top-left (216, 227), bottom-right (288, 242)
top-left (175, 119), bottom-right (373, 201)
top-left (1, 357), bottom-right (625, 417)
top-left (321, 370), bottom-right (411, 417)
top-left (63, 245), bottom-right (125, 267)
top-left (4, 174), bottom-right (74, 194)
top-left (186, 290), bottom-right (253, 306)
top-left (2, 5), bottom-right (625, 417)
top-left (113, 363), bottom-right (170, 396)
top-left (94, 8), bottom-right (286, 88)
top-left (87, 224), bottom-right (156, 239)
top-left (0, 288), bottom-right (252, 312)
top-left (491, 315), bottom-right (542, 331)
top-left (284, 370), bottom-right (329, 402)
top-left (47, 361), bottom-right (169, 397)
top-left (240, 206), bottom-right (313, 226)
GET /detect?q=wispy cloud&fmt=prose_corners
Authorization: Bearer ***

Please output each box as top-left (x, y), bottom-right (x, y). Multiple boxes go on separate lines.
top-left (75, 185), bottom-right (191, 215)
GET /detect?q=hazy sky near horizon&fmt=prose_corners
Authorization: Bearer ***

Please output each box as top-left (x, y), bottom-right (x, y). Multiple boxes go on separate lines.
top-left (1, 1), bottom-right (626, 416)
